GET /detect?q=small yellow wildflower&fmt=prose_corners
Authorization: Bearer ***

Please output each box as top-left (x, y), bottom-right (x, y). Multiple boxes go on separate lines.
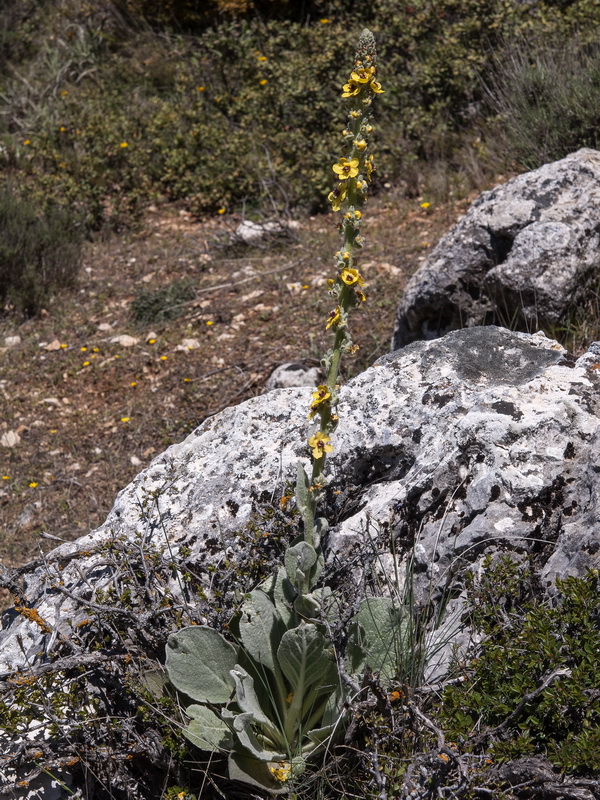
top-left (59, 126), bottom-right (66, 132)
top-left (160, 355), bottom-right (168, 361)
top-left (269, 762), bottom-right (292, 783)
top-left (2, 476), bottom-right (10, 480)
top-left (217, 208), bottom-right (226, 215)
top-left (196, 86), bottom-right (205, 91)
top-left (320, 18), bottom-right (330, 23)
top-left (121, 417), bottom-right (130, 423)
top-left (60, 90), bottom-right (69, 96)
top-left (351, 67), bottom-right (375, 83)
top-left (340, 267), bottom-right (365, 286)
top-left (259, 79), bottom-right (268, 86)
top-left (420, 201), bottom-right (431, 209)
top-left (130, 381), bottom-right (137, 387)
top-left (341, 80), bottom-right (360, 98)
top-left (332, 157), bottom-right (359, 180)
top-left (50, 429), bottom-right (57, 434)
top-left (308, 432), bottom-right (334, 460)
top-left (29, 482), bottom-right (38, 488)
top-left (257, 55), bottom-right (267, 61)
top-left (119, 141), bottom-right (129, 148)
top-left (148, 338), bottom-right (156, 344)
top-left (349, 109), bottom-right (361, 118)
top-left (23, 140), bottom-right (31, 145)
top-left (81, 346), bottom-right (87, 352)
top-left (328, 183), bottom-right (347, 211)
top-left (308, 384), bottom-right (331, 419)
top-left (82, 361), bottom-right (90, 367)
top-left (183, 377), bottom-right (191, 383)
top-left (326, 306), bottom-right (341, 330)
top-left (92, 347), bottom-right (100, 352)
top-left (60, 343), bottom-right (68, 348)
top-left (365, 155), bottom-right (375, 181)
top-left (206, 320), bottom-right (214, 326)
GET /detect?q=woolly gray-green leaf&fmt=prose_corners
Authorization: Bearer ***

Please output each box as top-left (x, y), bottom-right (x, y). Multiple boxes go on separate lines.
top-left (228, 752), bottom-right (290, 794)
top-left (354, 597), bottom-right (411, 683)
top-left (285, 541), bottom-right (317, 587)
top-left (183, 704), bottom-right (233, 752)
top-left (277, 623), bottom-right (331, 692)
top-left (230, 666), bottom-right (279, 735)
top-left (273, 567), bottom-right (296, 627)
top-left (239, 588), bottom-right (283, 672)
top-left (165, 625), bottom-right (237, 703)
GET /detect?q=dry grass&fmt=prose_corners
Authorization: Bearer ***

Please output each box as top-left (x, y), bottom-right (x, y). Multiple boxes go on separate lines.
top-left (0, 190), bottom-right (475, 606)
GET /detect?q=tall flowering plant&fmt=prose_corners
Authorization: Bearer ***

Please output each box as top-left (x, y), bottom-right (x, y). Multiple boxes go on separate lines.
top-left (166, 30), bottom-right (389, 795)
top-left (298, 28), bottom-right (383, 549)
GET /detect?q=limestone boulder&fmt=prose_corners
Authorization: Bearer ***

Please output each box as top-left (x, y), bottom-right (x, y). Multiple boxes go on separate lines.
top-left (392, 149), bottom-right (600, 350)
top-left (2, 327), bottom-right (600, 679)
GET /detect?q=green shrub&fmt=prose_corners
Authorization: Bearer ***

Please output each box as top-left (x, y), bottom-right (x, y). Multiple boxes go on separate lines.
top-left (439, 557), bottom-right (600, 775)
top-left (484, 35), bottom-right (600, 169)
top-left (0, 187), bottom-right (83, 316)
top-left (130, 279), bottom-right (195, 325)
top-left (3, 0), bottom-right (600, 225)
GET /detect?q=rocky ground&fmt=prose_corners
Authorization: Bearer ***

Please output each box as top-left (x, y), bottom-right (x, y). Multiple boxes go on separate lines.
top-left (0, 188), bottom-right (476, 604)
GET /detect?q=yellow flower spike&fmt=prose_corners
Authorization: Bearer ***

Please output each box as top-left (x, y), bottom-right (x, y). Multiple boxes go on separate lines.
top-left (308, 432), bottom-right (334, 460)
top-left (326, 306), bottom-right (342, 329)
top-left (332, 157), bottom-right (359, 179)
top-left (341, 268), bottom-right (365, 286)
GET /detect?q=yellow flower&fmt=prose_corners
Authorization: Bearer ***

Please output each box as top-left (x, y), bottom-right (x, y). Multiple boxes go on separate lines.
top-left (82, 361), bottom-right (90, 367)
top-left (320, 18), bottom-right (330, 23)
top-left (259, 79), bottom-right (268, 86)
top-left (196, 86), bottom-right (205, 91)
top-left (2, 476), bottom-right (10, 480)
top-left (23, 140), bottom-right (31, 145)
top-left (217, 208), bottom-right (226, 215)
top-left (130, 381), bottom-right (137, 387)
top-left (370, 79), bottom-right (384, 94)
top-left (332, 158), bottom-right (359, 180)
top-left (328, 183), bottom-right (347, 211)
top-left (349, 109), bottom-right (360, 118)
top-left (308, 432), bottom-right (334, 460)
top-left (269, 762), bottom-right (292, 783)
top-left (420, 201), bottom-right (431, 209)
top-left (353, 139), bottom-right (367, 150)
top-left (326, 306), bottom-right (341, 330)
top-left (351, 67), bottom-right (375, 83)
top-left (148, 338), bottom-right (156, 344)
top-left (29, 482), bottom-right (38, 488)
top-left (356, 289), bottom-right (367, 302)
top-left (206, 320), bottom-right (214, 326)
top-left (81, 346), bottom-right (87, 352)
top-left (341, 267), bottom-right (364, 286)
top-left (341, 80), bottom-right (360, 98)
top-left (308, 384), bottom-right (331, 419)
top-left (121, 417), bottom-right (130, 423)
top-left (160, 355), bottom-right (168, 361)
top-left (257, 55), bottom-right (267, 61)
top-left (365, 155), bottom-right (375, 181)
top-left (119, 141), bottom-right (129, 148)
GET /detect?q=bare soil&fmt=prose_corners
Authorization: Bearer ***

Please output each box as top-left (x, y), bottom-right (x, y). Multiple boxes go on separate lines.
top-left (0, 190), bottom-right (475, 606)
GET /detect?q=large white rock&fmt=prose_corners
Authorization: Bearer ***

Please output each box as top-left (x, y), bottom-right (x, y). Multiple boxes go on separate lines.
top-left (392, 149), bottom-right (600, 349)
